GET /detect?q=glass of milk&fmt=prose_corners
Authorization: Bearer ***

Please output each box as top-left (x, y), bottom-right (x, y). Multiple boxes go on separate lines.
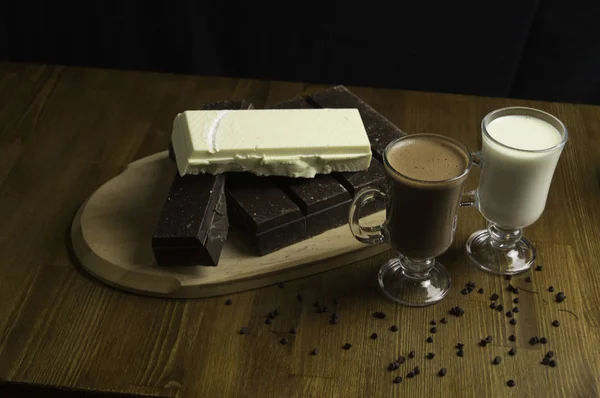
top-left (464, 107), bottom-right (568, 275)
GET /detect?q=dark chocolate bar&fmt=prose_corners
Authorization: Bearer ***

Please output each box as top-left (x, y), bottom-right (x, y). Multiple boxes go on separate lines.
top-left (308, 85), bottom-right (405, 161)
top-left (153, 100), bottom-right (251, 266)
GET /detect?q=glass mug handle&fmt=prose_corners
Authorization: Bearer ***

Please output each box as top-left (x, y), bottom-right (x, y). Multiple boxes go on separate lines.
top-left (349, 187), bottom-right (387, 244)
top-left (460, 151), bottom-right (482, 208)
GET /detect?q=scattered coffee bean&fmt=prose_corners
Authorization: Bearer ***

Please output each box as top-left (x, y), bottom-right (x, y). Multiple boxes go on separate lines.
top-left (541, 357), bottom-right (550, 365)
top-left (441, 317), bottom-right (448, 324)
top-left (373, 311), bottom-right (387, 319)
top-left (430, 327), bottom-right (437, 334)
top-left (535, 265), bottom-right (543, 271)
top-left (370, 333), bottom-right (378, 340)
top-left (397, 356), bottom-right (406, 364)
top-left (506, 311), bottom-right (513, 318)
top-left (490, 293), bottom-right (499, 301)
top-left (556, 292), bottom-right (566, 303)
top-left (296, 293), bottom-right (303, 302)
top-left (507, 380), bottom-right (516, 387)
top-left (278, 283), bottom-right (285, 288)
top-left (513, 307), bottom-right (520, 313)
top-left (438, 368), bottom-right (447, 377)
top-left (225, 299), bottom-right (232, 306)
top-left (457, 350), bottom-right (465, 357)
top-left (290, 327), bottom-right (297, 334)
top-left (496, 304), bottom-right (504, 312)
top-left (430, 320), bottom-right (437, 325)
top-left (393, 376), bottom-right (402, 384)
top-left (311, 348), bottom-right (319, 355)
top-left (513, 298), bottom-right (520, 304)
top-left (456, 343), bottom-right (464, 350)
top-left (549, 360), bottom-right (557, 368)
top-left (426, 353), bottom-right (435, 360)
top-left (449, 306), bottom-right (465, 317)
top-left (240, 327), bottom-right (249, 335)
top-left (280, 337), bottom-right (289, 345)
top-left (552, 320), bottom-right (560, 327)
top-left (265, 318), bottom-right (272, 325)
top-left (525, 276), bottom-right (532, 283)
top-left (490, 302), bottom-right (497, 310)
top-left (493, 356), bottom-right (502, 365)
top-left (510, 319), bottom-right (517, 325)
top-left (509, 347), bottom-right (516, 356)
top-left (505, 275), bottom-right (512, 281)
top-left (509, 334), bottom-right (516, 342)
top-left (391, 325), bottom-right (399, 332)
top-left (507, 284), bottom-right (515, 292)
top-left (414, 366), bottom-right (421, 375)
top-left (407, 372), bottom-right (415, 378)
top-left (513, 288), bottom-right (520, 294)
top-left (426, 336), bottom-right (433, 343)
top-left (548, 286), bottom-right (555, 292)
top-left (461, 288), bottom-right (469, 295)
top-left (343, 343), bottom-right (352, 350)
top-left (540, 337), bottom-right (548, 344)
top-left (545, 351), bottom-right (554, 358)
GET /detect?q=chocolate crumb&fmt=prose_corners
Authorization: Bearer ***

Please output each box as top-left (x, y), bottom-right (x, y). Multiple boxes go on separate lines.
top-left (490, 293), bottom-right (499, 301)
top-left (507, 380), bottom-right (516, 387)
top-left (397, 356), bottom-right (406, 364)
top-left (273, 309), bottom-right (280, 316)
top-left (510, 318), bottom-right (517, 325)
top-left (513, 298), bottom-right (520, 304)
top-left (548, 286), bottom-right (555, 292)
top-left (507, 284), bottom-right (515, 292)
top-left (441, 317), bottom-right (448, 324)
top-left (426, 336), bottom-right (433, 343)
top-left (456, 343), bottom-right (464, 350)
top-left (393, 376), bottom-right (402, 384)
top-left (525, 276), bottom-right (532, 283)
top-left (343, 343), bottom-right (352, 350)
top-left (490, 302), bottom-right (497, 310)
top-left (438, 368), bottom-right (447, 377)
top-left (280, 337), bottom-right (289, 345)
top-left (390, 325), bottom-right (399, 332)
top-left (556, 292), bottom-right (567, 303)
top-left (265, 318), bottom-right (272, 325)
top-left (496, 304), bottom-right (504, 312)
top-left (505, 275), bottom-right (512, 281)
top-left (407, 372), bottom-right (415, 378)
top-left (330, 318), bottom-right (339, 325)
top-left (513, 288), bottom-right (520, 294)
top-left (408, 351), bottom-right (415, 359)
top-left (535, 265), bottom-right (543, 271)
top-left (296, 293), bottom-right (303, 302)
top-left (268, 312), bottom-right (276, 319)
top-left (239, 327), bottom-right (249, 335)
top-left (373, 311), bottom-right (387, 319)
top-left (506, 311), bottom-right (513, 318)
top-left (449, 306), bottom-right (465, 317)
top-left (457, 350), bottom-right (465, 357)
top-left (370, 333), bottom-right (378, 340)
top-left (414, 366), bottom-right (421, 375)
top-left (552, 320), bottom-right (560, 327)
top-left (493, 356), bottom-right (502, 365)
top-left (513, 307), bottom-right (520, 313)
top-left (388, 362), bottom-right (398, 371)
top-left (509, 334), bottom-right (516, 342)
top-left (540, 337), bottom-right (548, 344)
top-left (461, 288), bottom-right (469, 295)
top-left (545, 351), bottom-right (554, 358)
top-left (549, 360), bottom-right (557, 367)
top-left (426, 353), bottom-right (435, 360)
top-left (225, 299), bottom-right (232, 306)
top-left (430, 320), bottom-right (437, 325)
top-left (467, 281), bottom-right (476, 288)
top-left (430, 327), bottom-right (437, 334)
top-left (311, 348), bottom-right (319, 355)
top-left (509, 347), bottom-right (516, 356)
top-left (541, 357), bottom-right (550, 365)
top-left (478, 288), bottom-right (485, 294)
top-left (290, 327), bottom-right (297, 334)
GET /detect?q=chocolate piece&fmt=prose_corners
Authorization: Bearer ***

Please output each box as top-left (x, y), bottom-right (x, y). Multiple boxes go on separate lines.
top-left (370, 333), bottom-right (378, 340)
top-left (408, 351), bottom-right (415, 359)
top-left (311, 348), bottom-right (319, 355)
top-left (493, 356), bottom-right (502, 365)
top-left (390, 325), bottom-right (399, 332)
top-left (457, 350), bottom-right (464, 357)
top-left (333, 159), bottom-right (387, 196)
top-left (308, 85), bottom-right (405, 160)
top-left (239, 327), bottom-right (249, 335)
top-left (152, 173), bottom-right (228, 266)
top-left (393, 376), bottom-right (402, 384)
top-left (507, 380), bottom-right (516, 387)
top-left (225, 299), bottom-right (232, 306)
top-left (510, 319), bottom-right (517, 325)
top-left (509, 347), bottom-right (517, 356)
top-left (438, 368), bottom-right (447, 377)
top-left (343, 343), bottom-right (352, 350)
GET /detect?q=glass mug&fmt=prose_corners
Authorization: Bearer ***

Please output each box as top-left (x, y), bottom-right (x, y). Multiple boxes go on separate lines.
top-left (464, 107), bottom-right (568, 275)
top-left (349, 134), bottom-right (472, 307)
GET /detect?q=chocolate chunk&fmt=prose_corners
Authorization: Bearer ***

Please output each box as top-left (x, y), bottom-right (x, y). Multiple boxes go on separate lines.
top-left (525, 276), bottom-right (532, 283)
top-left (390, 325), bottom-right (399, 332)
top-left (280, 337), bottom-right (289, 345)
top-left (265, 318), bottom-right (272, 325)
top-left (407, 372), bottom-right (415, 378)
top-left (152, 173), bottom-right (229, 266)
top-left (490, 293), bottom-right (499, 301)
top-left (508, 347), bottom-right (516, 356)
top-left (509, 334), bottom-right (516, 342)
top-left (552, 320), bottom-right (560, 327)
top-left (467, 281), bottom-right (476, 288)
top-left (438, 368), bottom-right (447, 377)
top-left (430, 320), bottom-right (437, 325)
top-left (440, 318), bottom-right (448, 324)
top-left (513, 307), bottom-right (520, 313)
top-left (426, 337), bottom-right (433, 343)
top-left (342, 343), bottom-right (352, 350)
top-left (548, 286), bottom-right (555, 292)
top-left (397, 356), bottom-right (406, 364)
top-left (513, 298), bottom-right (520, 304)
top-left (493, 356), bottom-right (502, 365)
top-left (541, 357), bottom-right (550, 365)
top-left (540, 337), bottom-right (547, 344)
top-left (529, 337), bottom-right (539, 345)
top-left (535, 265), bottom-right (543, 271)
top-left (461, 288), bottom-right (469, 295)
top-left (388, 362), bottom-right (397, 371)
top-left (457, 350), bottom-right (464, 357)
top-left (311, 348), bottom-right (319, 355)
top-left (549, 360), bottom-right (557, 367)
top-left (513, 288), bottom-right (520, 294)
top-left (556, 292), bottom-right (567, 302)
top-left (408, 351), bottom-right (415, 359)
top-left (456, 343), bottom-right (464, 350)
top-left (510, 319), bottom-right (517, 325)
top-left (507, 284), bottom-right (514, 292)
top-left (393, 376), bottom-right (402, 384)
top-left (426, 353), bottom-right (435, 360)
top-left (507, 380), bottom-right (516, 387)
top-left (373, 311), bottom-right (387, 319)
top-left (414, 366), bottom-right (421, 375)
top-left (225, 299), bottom-right (232, 306)
top-left (430, 327), bottom-right (437, 334)
top-left (449, 306), bottom-right (465, 317)
top-left (308, 85), bottom-right (405, 161)
top-left (545, 351), bottom-right (554, 358)
top-left (478, 288), bottom-right (485, 294)
top-left (496, 304), bottom-right (504, 312)
top-left (239, 327), bottom-right (249, 335)
top-left (490, 302), bottom-right (497, 310)
top-left (370, 333), bottom-right (378, 340)
top-left (506, 311), bottom-right (513, 318)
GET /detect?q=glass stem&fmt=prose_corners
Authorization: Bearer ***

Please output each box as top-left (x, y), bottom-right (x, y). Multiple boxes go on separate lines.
top-left (400, 256), bottom-right (435, 279)
top-left (487, 222), bottom-right (523, 250)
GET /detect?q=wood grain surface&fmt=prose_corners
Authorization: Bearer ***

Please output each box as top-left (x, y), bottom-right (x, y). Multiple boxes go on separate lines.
top-left (1, 62), bottom-right (599, 397)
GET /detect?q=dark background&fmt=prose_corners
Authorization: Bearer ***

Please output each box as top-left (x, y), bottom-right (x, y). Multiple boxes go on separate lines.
top-left (2, 1), bottom-right (600, 104)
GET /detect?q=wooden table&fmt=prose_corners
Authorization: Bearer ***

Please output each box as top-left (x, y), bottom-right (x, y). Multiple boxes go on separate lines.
top-left (1, 63), bottom-right (599, 398)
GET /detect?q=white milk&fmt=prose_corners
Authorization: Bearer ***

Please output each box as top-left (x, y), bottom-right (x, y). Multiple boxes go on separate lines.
top-left (478, 115), bottom-right (565, 228)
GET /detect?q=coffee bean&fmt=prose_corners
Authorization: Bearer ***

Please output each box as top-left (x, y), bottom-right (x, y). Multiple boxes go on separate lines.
top-left (265, 318), bottom-right (272, 325)
top-left (478, 288), bottom-right (485, 294)
top-left (225, 299), bottom-right (232, 305)
top-left (525, 277), bottom-right (532, 283)
top-left (506, 311), bottom-right (513, 318)
top-left (556, 292), bottom-right (566, 303)
top-left (430, 320), bottom-right (437, 325)
top-left (510, 319), bottom-right (517, 325)
top-left (441, 317), bottom-right (448, 324)
top-left (370, 333), bottom-right (378, 340)
top-left (513, 288), bottom-right (520, 294)
top-left (552, 320), bottom-right (560, 327)
top-left (311, 348), bottom-right (319, 355)
top-left (296, 293), bottom-right (303, 302)
top-left (438, 368), bottom-right (447, 377)
top-left (549, 360), bottom-right (557, 368)
top-left (490, 302), bottom-right (497, 310)
top-left (493, 356), bottom-right (502, 365)
top-left (541, 357), bottom-right (550, 365)
top-left (239, 327), bottom-right (249, 335)
top-left (280, 337), bottom-right (289, 345)
top-left (490, 293), bottom-right (499, 301)
top-left (548, 286), bottom-right (555, 292)
top-left (407, 372), bottom-right (415, 378)
top-left (513, 307), bottom-right (520, 313)
top-left (393, 376), bottom-right (402, 384)
top-left (513, 298), bottom-right (520, 304)
top-left (278, 283), bottom-right (285, 288)
top-left (505, 275), bottom-right (512, 281)
top-left (373, 311), bottom-right (387, 319)
top-left (509, 334), bottom-right (516, 342)
top-left (290, 327), bottom-right (297, 334)
top-left (496, 304), bottom-right (504, 312)
top-left (509, 347), bottom-right (516, 356)
top-left (507, 380), bottom-right (516, 387)
top-left (408, 351), bottom-right (415, 359)
top-left (457, 349), bottom-right (465, 357)
top-left (545, 351), bottom-right (554, 358)
top-left (456, 343), bottom-right (464, 350)
top-left (414, 366), bottom-right (421, 374)
top-left (426, 336), bottom-right (433, 343)
top-left (461, 288), bottom-right (469, 295)
top-left (535, 265), bottom-right (543, 271)
top-left (397, 356), bottom-right (406, 364)
top-left (540, 337), bottom-right (548, 344)
top-left (430, 327), bottom-right (437, 334)
top-left (390, 325), bottom-right (399, 332)
top-left (343, 343), bottom-right (352, 350)
top-left (426, 353), bottom-right (435, 360)
top-left (507, 284), bottom-right (514, 292)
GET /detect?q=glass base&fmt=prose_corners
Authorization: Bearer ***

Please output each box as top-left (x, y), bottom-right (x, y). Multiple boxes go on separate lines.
top-left (465, 229), bottom-right (536, 275)
top-left (377, 256), bottom-right (451, 307)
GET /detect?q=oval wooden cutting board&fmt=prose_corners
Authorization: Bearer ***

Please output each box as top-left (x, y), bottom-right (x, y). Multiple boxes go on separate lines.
top-left (70, 152), bottom-right (389, 298)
